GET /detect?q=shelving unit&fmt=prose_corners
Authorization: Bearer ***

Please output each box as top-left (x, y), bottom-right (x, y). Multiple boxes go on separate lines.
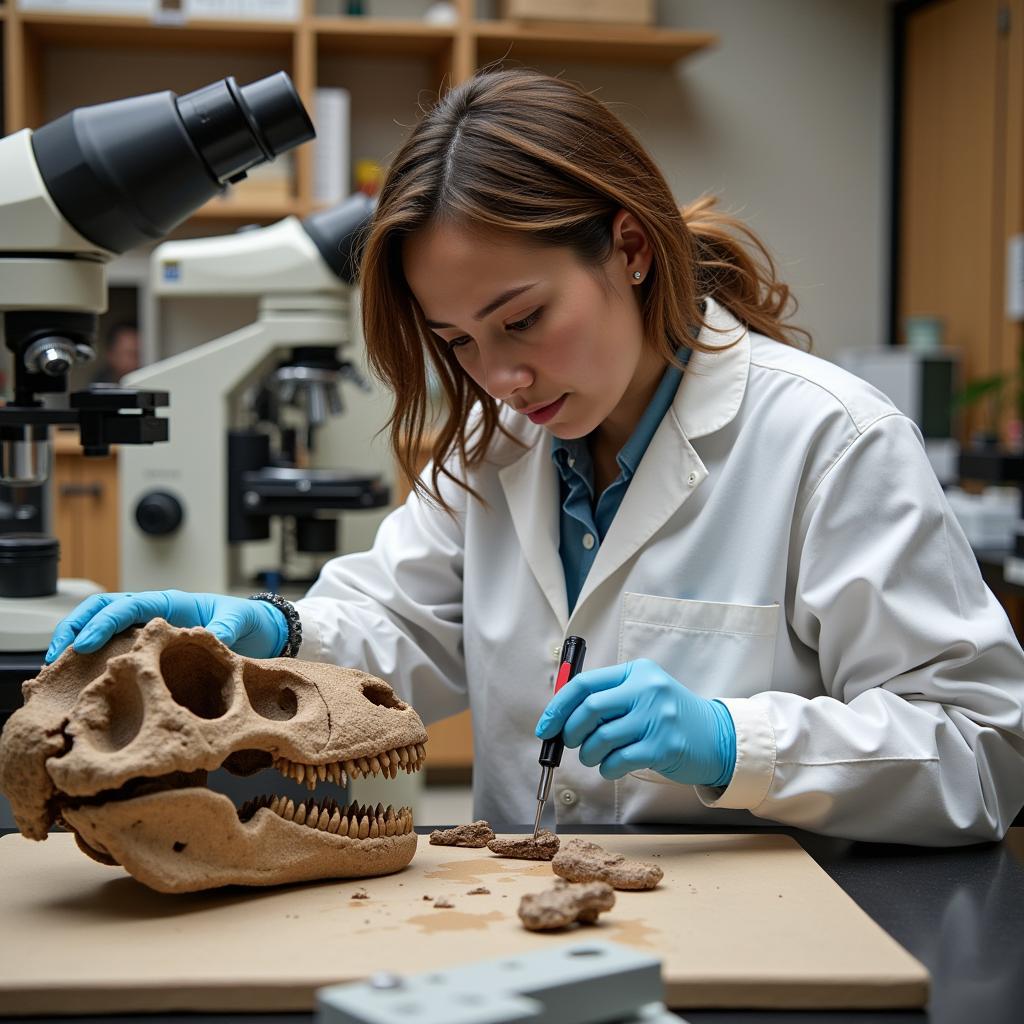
top-left (1, 1), bottom-right (716, 228)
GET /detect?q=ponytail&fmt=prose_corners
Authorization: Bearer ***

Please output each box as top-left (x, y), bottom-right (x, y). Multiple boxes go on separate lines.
top-left (682, 194), bottom-right (811, 351)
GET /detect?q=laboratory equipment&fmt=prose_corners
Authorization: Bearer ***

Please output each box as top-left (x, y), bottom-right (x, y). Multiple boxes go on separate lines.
top-left (836, 347), bottom-right (960, 485)
top-left (316, 940), bottom-right (678, 1024)
top-left (0, 72), bottom-right (314, 723)
top-left (119, 195), bottom-right (389, 596)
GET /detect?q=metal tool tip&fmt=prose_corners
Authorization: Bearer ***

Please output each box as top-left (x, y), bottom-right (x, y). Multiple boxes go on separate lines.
top-left (532, 800), bottom-right (545, 839)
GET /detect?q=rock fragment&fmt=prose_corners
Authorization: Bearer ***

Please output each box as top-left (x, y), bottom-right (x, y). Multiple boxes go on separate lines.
top-left (466, 886), bottom-right (490, 895)
top-left (518, 879), bottom-right (615, 931)
top-left (433, 897), bottom-right (455, 908)
top-left (551, 838), bottom-right (662, 890)
top-left (429, 820), bottom-right (496, 848)
top-left (487, 830), bottom-right (560, 860)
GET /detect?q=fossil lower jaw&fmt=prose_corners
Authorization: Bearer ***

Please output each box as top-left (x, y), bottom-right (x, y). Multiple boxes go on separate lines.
top-left (61, 787), bottom-right (420, 892)
top-left (53, 741), bottom-right (426, 818)
top-left (55, 744), bottom-right (425, 864)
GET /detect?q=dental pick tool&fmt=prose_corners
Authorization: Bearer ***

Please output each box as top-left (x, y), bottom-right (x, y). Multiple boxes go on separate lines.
top-left (533, 635), bottom-right (587, 839)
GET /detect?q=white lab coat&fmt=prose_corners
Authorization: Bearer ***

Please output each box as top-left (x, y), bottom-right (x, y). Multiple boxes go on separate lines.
top-left (296, 296), bottom-right (1024, 845)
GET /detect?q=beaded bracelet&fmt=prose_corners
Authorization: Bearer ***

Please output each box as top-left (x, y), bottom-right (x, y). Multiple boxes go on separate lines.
top-left (249, 592), bottom-right (302, 658)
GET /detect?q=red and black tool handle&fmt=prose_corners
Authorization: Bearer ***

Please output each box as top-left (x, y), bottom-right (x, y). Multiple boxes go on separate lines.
top-left (538, 635), bottom-right (587, 770)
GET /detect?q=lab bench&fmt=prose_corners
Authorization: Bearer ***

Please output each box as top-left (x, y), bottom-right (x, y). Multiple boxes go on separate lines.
top-left (2, 823), bottom-right (1021, 1024)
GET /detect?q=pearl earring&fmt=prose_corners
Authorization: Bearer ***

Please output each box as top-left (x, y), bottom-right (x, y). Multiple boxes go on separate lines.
top-left (633, 271), bottom-right (643, 281)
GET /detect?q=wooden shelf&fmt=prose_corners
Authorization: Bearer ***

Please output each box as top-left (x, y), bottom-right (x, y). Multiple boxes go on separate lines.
top-left (19, 13), bottom-right (294, 51)
top-left (313, 16), bottom-right (454, 58)
top-left (12, 11), bottom-right (716, 62)
top-left (3, 6), bottom-right (717, 240)
top-left (475, 20), bottom-right (716, 65)
top-left (194, 194), bottom-right (306, 222)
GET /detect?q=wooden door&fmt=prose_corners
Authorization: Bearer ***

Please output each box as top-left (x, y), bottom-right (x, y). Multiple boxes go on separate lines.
top-left (899, 0), bottom-right (1024, 440)
top-left (52, 434), bottom-right (119, 591)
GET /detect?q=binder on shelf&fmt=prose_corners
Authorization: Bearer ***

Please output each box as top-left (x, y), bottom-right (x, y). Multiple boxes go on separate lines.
top-left (500, 0), bottom-right (655, 24)
top-left (180, 0), bottom-right (300, 20)
top-left (216, 153), bottom-right (295, 207)
top-left (17, 0), bottom-right (158, 14)
top-left (313, 87), bottom-right (351, 208)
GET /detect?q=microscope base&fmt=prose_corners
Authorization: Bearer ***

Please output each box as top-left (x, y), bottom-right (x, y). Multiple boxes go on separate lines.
top-left (0, 577), bottom-right (103, 728)
top-left (0, 577), bottom-right (103, 653)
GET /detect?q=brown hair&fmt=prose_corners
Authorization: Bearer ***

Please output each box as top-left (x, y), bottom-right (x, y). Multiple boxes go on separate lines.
top-left (360, 68), bottom-right (810, 509)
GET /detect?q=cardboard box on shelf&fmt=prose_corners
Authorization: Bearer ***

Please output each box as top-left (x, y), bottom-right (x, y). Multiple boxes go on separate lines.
top-left (312, 87), bottom-right (351, 207)
top-left (216, 156), bottom-right (294, 205)
top-left (499, 0), bottom-right (654, 26)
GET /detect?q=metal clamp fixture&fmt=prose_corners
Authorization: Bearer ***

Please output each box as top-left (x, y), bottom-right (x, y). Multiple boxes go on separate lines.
top-left (316, 940), bottom-right (682, 1024)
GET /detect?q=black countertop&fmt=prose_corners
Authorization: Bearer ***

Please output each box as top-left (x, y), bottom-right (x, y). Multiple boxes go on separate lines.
top-left (3, 823), bottom-right (1022, 1024)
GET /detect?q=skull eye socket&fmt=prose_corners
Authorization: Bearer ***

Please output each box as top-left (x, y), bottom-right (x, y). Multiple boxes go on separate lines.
top-left (85, 666), bottom-right (145, 751)
top-left (159, 641), bottom-right (233, 720)
top-left (361, 681), bottom-right (406, 710)
top-left (242, 665), bottom-right (300, 721)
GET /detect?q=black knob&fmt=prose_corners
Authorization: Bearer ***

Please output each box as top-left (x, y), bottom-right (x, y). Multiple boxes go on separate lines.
top-left (135, 491), bottom-right (184, 536)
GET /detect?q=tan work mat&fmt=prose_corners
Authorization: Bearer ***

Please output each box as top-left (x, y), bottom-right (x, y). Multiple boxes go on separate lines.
top-left (0, 831), bottom-right (927, 1014)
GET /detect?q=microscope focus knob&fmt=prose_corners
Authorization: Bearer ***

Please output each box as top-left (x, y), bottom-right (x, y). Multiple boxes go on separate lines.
top-left (135, 491), bottom-right (184, 536)
top-left (24, 336), bottom-right (77, 376)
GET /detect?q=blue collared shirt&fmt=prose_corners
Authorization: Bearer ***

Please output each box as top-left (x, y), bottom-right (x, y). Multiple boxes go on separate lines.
top-left (552, 350), bottom-right (690, 611)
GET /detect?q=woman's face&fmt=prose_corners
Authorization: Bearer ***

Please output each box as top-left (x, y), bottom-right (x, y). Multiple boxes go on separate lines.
top-left (401, 215), bottom-right (664, 441)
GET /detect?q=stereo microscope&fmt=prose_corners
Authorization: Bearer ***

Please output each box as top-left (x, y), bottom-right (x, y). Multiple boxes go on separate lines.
top-left (119, 194), bottom-right (389, 596)
top-left (0, 73), bottom-right (315, 724)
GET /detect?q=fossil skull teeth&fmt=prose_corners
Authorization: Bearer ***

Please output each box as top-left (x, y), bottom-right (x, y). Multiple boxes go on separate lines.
top-left (237, 796), bottom-right (414, 837)
top-left (271, 742), bottom-right (427, 790)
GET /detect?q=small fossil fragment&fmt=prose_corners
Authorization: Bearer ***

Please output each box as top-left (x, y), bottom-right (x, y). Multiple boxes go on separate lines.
top-left (350, 889), bottom-right (369, 900)
top-left (487, 830), bottom-right (560, 860)
top-left (466, 886), bottom-right (490, 895)
top-left (433, 897), bottom-right (455, 909)
top-left (551, 838), bottom-right (663, 890)
top-left (429, 820), bottom-right (495, 848)
top-left (518, 879), bottom-right (615, 931)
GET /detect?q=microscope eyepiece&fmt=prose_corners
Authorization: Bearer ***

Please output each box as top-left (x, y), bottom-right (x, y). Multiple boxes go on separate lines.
top-left (176, 72), bottom-right (314, 184)
top-left (238, 74), bottom-right (314, 161)
top-left (302, 193), bottom-right (376, 284)
top-left (30, 72), bottom-right (315, 255)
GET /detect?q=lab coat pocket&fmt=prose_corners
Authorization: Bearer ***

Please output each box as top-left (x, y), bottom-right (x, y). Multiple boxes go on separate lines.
top-left (617, 592), bottom-right (779, 698)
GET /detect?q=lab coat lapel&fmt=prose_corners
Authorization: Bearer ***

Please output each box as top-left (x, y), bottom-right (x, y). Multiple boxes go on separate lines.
top-left (571, 297), bottom-right (750, 616)
top-left (499, 437), bottom-right (569, 628)
top-left (571, 408), bottom-right (702, 614)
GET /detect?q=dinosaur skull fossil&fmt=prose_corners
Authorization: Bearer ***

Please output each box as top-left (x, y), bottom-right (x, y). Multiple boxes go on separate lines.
top-left (0, 619), bottom-right (428, 893)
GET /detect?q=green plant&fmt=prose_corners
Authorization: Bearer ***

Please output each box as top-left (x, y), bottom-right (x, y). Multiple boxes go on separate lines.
top-left (954, 344), bottom-right (1024, 439)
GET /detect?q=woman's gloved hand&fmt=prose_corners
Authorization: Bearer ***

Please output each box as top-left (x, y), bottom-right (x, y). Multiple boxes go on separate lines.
top-left (45, 590), bottom-right (289, 664)
top-left (534, 658), bottom-right (737, 788)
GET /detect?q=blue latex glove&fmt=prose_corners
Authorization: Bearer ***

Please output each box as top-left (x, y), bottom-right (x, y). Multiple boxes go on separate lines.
top-left (534, 658), bottom-right (737, 788)
top-left (45, 590), bottom-right (289, 664)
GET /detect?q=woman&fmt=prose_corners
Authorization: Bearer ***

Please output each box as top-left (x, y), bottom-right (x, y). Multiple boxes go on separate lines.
top-left (47, 70), bottom-right (1024, 845)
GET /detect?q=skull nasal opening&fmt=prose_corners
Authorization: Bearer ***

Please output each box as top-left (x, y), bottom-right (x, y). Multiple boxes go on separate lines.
top-left (242, 664), bottom-right (299, 721)
top-left (159, 641), bottom-right (233, 719)
top-left (361, 681), bottom-right (406, 710)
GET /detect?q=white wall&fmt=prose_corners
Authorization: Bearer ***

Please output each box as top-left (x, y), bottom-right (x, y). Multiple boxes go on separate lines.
top-left (493, 0), bottom-right (894, 359)
top-left (670, 0), bottom-right (893, 359)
